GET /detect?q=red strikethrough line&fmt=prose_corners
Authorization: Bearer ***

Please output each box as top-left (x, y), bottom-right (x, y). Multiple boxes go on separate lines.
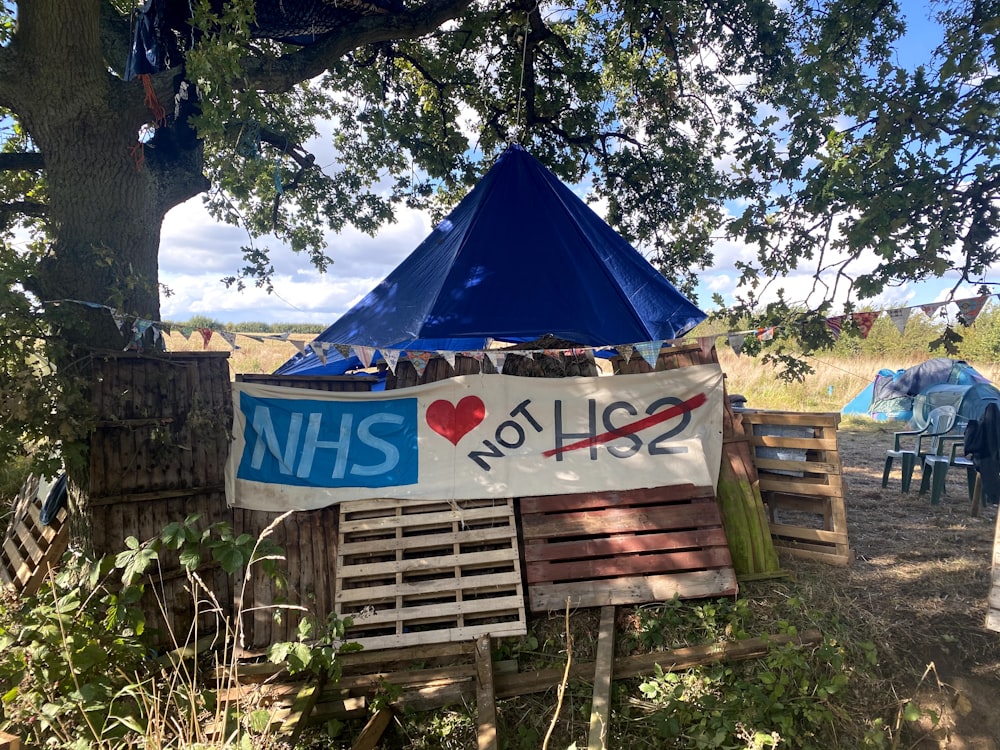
top-left (541, 392), bottom-right (707, 458)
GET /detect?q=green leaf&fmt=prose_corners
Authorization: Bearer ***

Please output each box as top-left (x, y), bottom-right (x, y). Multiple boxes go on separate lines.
top-left (902, 701), bottom-right (922, 722)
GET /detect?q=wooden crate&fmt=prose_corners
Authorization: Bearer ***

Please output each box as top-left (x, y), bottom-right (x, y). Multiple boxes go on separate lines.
top-left (742, 410), bottom-right (852, 566)
top-left (520, 485), bottom-right (738, 612)
top-left (335, 499), bottom-right (527, 651)
top-left (0, 475), bottom-right (69, 595)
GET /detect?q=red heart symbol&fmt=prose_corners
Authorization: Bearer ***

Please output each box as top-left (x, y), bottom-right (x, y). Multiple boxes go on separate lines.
top-left (426, 396), bottom-right (486, 446)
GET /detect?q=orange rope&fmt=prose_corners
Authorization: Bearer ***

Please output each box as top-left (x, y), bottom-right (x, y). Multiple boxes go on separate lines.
top-left (139, 73), bottom-right (168, 127)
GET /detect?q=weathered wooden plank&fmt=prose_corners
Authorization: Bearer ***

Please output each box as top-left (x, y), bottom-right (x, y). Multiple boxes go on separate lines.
top-left (337, 571), bottom-right (523, 604)
top-left (341, 595), bottom-right (525, 627)
top-left (753, 458), bottom-right (840, 475)
top-left (529, 570), bottom-right (739, 611)
top-left (348, 621), bottom-right (527, 652)
top-left (338, 548), bottom-right (519, 580)
top-left (522, 528), bottom-right (729, 562)
top-left (768, 524), bottom-right (849, 545)
top-left (527, 547), bottom-right (734, 584)
top-left (757, 478), bottom-right (841, 497)
top-left (476, 635), bottom-right (497, 750)
top-left (743, 411), bottom-right (841, 427)
top-left (351, 707), bottom-right (394, 750)
top-left (340, 525), bottom-right (516, 555)
top-left (520, 503), bottom-right (719, 539)
top-left (518, 485), bottom-right (713, 514)
top-left (751, 435), bottom-right (839, 451)
top-left (588, 606), bottom-right (615, 750)
top-left (340, 504), bottom-right (512, 533)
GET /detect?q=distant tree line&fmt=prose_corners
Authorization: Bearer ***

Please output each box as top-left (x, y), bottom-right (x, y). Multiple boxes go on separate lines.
top-left (167, 316), bottom-right (326, 335)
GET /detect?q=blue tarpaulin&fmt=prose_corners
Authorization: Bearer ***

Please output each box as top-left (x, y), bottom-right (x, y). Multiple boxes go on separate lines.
top-left (276, 145), bottom-right (705, 376)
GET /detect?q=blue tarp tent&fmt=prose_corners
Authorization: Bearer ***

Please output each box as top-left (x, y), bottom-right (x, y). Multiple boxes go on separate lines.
top-left (275, 144), bottom-right (706, 376)
top-left (841, 359), bottom-right (995, 423)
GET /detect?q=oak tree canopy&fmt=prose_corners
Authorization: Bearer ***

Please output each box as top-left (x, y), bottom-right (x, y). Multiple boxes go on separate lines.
top-left (2, 0), bottom-right (999, 469)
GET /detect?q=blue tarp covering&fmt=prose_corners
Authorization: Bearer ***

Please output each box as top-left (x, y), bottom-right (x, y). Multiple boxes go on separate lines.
top-left (275, 144), bottom-right (706, 376)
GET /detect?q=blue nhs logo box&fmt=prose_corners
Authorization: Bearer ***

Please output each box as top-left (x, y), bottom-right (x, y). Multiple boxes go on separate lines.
top-left (236, 392), bottom-right (418, 488)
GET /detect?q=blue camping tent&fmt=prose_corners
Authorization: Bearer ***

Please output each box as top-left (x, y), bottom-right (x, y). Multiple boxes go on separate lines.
top-left (275, 145), bottom-right (706, 376)
top-left (841, 358), bottom-right (996, 423)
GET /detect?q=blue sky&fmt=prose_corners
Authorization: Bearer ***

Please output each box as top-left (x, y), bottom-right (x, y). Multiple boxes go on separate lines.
top-left (157, 0), bottom-right (982, 328)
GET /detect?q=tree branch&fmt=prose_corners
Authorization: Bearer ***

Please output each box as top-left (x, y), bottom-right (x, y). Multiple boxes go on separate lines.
top-left (0, 200), bottom-right (48, 218)
top-left (241, 0), bottom-right (472, 93)
top-left (0, 152), bottom-right (45, 172)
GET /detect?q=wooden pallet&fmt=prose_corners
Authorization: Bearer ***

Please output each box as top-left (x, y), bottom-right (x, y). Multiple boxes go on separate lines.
top-left (335, 499), bottom-right (527, 650)
top-left (0, 476), bottom-right (70, 595)
top-left (742, 410), bottom-right (852, 566)
top-left (520, 485), bottom-right (738, 612)
top-left (987, 508), bottom-right (1000, 633)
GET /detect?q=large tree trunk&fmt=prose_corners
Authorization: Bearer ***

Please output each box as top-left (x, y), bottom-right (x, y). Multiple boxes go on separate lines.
top-left (11, 0), bottom-right (207, 348)
top-left (5, 0), bottom-right (209, 543)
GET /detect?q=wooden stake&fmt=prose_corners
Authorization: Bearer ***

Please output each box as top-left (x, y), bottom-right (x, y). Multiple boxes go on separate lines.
top-left (476, 634), bottom-right (498, 750)
top-left (587, 606), bottom-right (616, 750)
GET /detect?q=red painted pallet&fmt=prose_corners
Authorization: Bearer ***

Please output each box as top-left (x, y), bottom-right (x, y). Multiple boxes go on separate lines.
top-left (520, 485), bottom-right (738, 612)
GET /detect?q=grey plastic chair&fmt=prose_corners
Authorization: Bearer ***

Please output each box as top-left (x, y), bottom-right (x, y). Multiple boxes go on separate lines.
top-left (882, 406), bottom-right (958, 492)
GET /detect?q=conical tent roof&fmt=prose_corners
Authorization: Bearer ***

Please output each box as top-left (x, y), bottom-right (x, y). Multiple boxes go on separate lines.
top-left (276, 144), bottom-right (705, 375)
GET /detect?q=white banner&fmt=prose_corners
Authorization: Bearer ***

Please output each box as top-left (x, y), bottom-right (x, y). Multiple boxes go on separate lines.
top-left (226, 366), bottom-right (725, 511)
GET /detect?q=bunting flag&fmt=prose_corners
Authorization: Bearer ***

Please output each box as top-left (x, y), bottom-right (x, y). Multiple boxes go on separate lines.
top-left (112, 312), bottom-right (129, 335)
top-left (439, 350), bottom-right (456, 368)
top-left (887, 307), bottom-right (911, 335)
top-left (197, 327), bottom-right (214, 349)
top-left (956, 295), bottom-right (989, 326)
top-left (408, 350), bottom-right (433, 376)
top-left (312, 344), bottom-right (328, 365)
top-left (728, 333), bottom-right (746, 356)
top-left (291, 339), bottom-right (306, 354)
top-left (920, 302), bottom-right (943, 318)
top-left (382, 349), bottom-right (401, 373)
top-left (851, 311), bottom-right (880, 339)
top-left (219, 330), bottom-right (240, 350)
top-left (488, 350), bottom-right (508, 373)
top-left (334, 343), bottom-right (352, 359)
top-left (635, 340), bottom-right (662, 369)
top-left (825, 316), bottom-right (844, 341)
top-left (756, 326), bottom-right (775, 341)
top-left (615, 343), bottom-right (635, 363)
top-left (353, 345), bottom-right (376, 368)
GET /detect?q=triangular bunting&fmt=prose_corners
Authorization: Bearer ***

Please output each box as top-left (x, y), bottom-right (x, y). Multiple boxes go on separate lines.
top-left (825, 316), bottom-right (844, 341)
top-left (219, 330), bottom-right (240, 350)
top-left (697, 336), bottom-right (715, 358)
top-left (383, 349), bottom-right (401, 373)
top-left (291, 339), bottom-right (306, 354)
top-left (408, 350), bottom-right (432, 376)
top-left (956, 295), bottom-right (989, 326)
top-left (112, 312), bottom-right (129, 335)
top-left (334, 343), bottom-right (352, 359)
top-left (616, 344), bottom-right (635, 363)
top-left (179, 326), bottom-right (193, 340)
top-left (197, 327), bottom-right (214, 349)
top-left (487, 350), bottom-right (507, 373)
top-left (312, 344), bottom-right (328, 365)
top-left (920, 302), bottom-right (943, 318)
top-left (887, 307), bottom-right (912, 336)
top-left (439, 350), bottom-right (456, 368)
top-left (728, 333), bottom-right (746, 356)
top-left (635, 340), bottom-right (663, 369)
top-left (353, 345), bottom-right (376, 368)
top-left (851, 311), bottom-right (880, 339)
top-left (756, 326), bottom-right (775, 342)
